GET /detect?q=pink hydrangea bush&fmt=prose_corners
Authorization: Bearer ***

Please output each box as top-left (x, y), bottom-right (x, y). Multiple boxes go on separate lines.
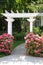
top-left (0, 33), bottom-right (14, 55)
top-left (24, 32), bottom-right (43, 57)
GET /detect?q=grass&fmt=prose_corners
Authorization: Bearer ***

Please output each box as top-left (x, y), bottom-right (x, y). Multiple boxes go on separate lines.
top-left (0, 53), bottom-right (6, 57)
top-left (0, 40), bottom-right (24, 57)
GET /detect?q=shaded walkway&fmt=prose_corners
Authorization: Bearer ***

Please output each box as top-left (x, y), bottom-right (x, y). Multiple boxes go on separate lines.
top-left (0, 43), bottom-right (43, 65)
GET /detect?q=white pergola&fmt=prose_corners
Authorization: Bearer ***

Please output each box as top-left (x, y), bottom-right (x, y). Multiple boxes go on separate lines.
top-left (2, 10), bottom-right (43, 35)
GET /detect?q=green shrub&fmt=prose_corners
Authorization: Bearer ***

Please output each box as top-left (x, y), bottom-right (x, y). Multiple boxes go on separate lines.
top-left (33, 27), bottom-right (41, 35)
top-left (26, 26), bottom-right (30, 33)
top-left (26, 26), bottom-right (40, 35)
top-left (13, 32), bottom-right (25, 41)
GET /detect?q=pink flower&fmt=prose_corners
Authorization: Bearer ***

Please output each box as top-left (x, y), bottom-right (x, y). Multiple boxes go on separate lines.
top-left (3, 33), bottom-right (10, 36)
top-left (24, 43), bottom-right (27, 48)
top-left (36, 45), bottom-right (39, 48)
top-left (0, 45), bottom-right (4, 47)
top-left (25, 34), bottom-right (30, 39)
top-left (34, 42), bottom-right (39, 45)
top-left (5, 50), bottom-right (11, 53)
top-left (34, 49), bottom-right (41, 54)
top-left (8, 50), bottom-right (11, 53)
top-left (31, 38), bottom-right (34, 41)
top-left (0, 35), bottom-right (3, 39)
top-left (11, 40), bottom-right (14, 43)
top-left (10, 36), bottom-right (14, 39)
top-left (1, 42), bottom-right (4, 45)
top-left (40, 37), bottom-right (43, 43)
top-left (1, 48), bottom-right (5, 52)
top-left (29, 32), bottom-right (33, 36)
top-left (5, 39), bottom-right (8, 42)
top-left (25, 39), bottom-right (31, 44)
top-left (34, 37), bottom-right (40, 43)
top-left (0, 49), bottom-right (2, 52)
top-left (24, 37), bottom-right (27, 40)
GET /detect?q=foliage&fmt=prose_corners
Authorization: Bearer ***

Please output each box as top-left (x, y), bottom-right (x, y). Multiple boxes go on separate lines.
top-left (26, 26), bottom-right (30, 33)
top-left (33, 27), bottom-right (40, 34)
top-left (0, 0), bottom-right (43, 33)
top-left (26, 26), bottom-right (41, 35)
top-left (39, 26), bottom-right (43, 32)
top-left (13, 32), bottom-right (25, 41)
top-left (0, 0), bottom-right (43, 13)
top-left (0, 33), bottom-right (14, 55)
top-left (24, 33), bottom-right (43, 57)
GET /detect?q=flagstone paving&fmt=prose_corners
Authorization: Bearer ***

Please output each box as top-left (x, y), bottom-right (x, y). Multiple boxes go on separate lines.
top-left (0, 43), bottom-right (43, 65)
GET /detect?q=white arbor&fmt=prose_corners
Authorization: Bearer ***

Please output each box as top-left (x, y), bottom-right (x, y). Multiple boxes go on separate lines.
top-left (2, 10), bottom-right (43, 35)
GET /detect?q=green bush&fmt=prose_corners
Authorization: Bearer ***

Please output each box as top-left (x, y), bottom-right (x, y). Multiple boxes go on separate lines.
top-left (26, 26), bottom-right (41, 35)
top-left (33, 27), bottom-right (40, 34)
top-left (25, 26), bottom-right (41, 35)
top-left (13, 32), bottom-right (25, 41)
top-left (26, 26), bottom-right (30, 33)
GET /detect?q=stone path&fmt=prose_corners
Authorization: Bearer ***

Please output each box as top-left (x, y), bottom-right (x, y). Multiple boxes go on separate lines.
top-left (0, 43), bottom-right (43, 65)
top-left (12, 43), bottom-right (26, 55)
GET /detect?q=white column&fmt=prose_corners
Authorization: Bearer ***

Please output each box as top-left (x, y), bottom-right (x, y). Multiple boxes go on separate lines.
top-left (5, 18), bottom-right (14, 35)
top-left (27, 17), bottom-right (35, 32)
top-left (30, 21), bottom-right (33, 32)
top-left (41, 16), bottom-right (43, 26)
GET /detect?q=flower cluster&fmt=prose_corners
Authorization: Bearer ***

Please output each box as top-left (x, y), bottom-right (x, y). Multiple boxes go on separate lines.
top-left (24, 33), bottom-right (43, 57)
top-left (0, 33), bottom-right (14, 55)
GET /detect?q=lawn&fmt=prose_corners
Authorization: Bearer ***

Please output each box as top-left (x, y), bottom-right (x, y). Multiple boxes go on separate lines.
top-left (0, 40), bottom-right (24, 57)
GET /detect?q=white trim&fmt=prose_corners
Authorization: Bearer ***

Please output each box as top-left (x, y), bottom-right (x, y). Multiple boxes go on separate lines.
top-left (2, 13), bottom-right (40, 18)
